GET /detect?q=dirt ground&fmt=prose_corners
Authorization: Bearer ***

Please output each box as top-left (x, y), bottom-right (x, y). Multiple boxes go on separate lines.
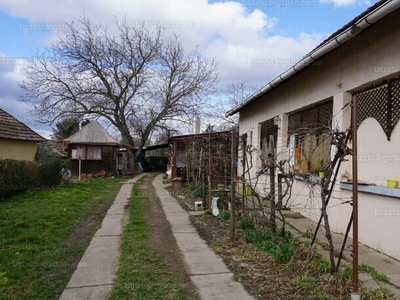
top-left (140, 175), bottom-right (201, 299)
top-left (166, 184), bottom-right (355, 300)
top-left (61, 195), bottom-right (116, 278)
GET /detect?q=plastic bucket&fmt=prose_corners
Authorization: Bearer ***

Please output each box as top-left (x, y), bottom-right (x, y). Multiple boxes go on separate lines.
top-left (387, 179), bottom-right (398, 188)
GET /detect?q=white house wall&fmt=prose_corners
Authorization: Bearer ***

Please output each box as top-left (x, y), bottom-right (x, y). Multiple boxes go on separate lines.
top-left (238, 9), bottom-right (400, 260)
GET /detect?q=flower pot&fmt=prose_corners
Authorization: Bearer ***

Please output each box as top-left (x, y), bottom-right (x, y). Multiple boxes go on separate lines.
top-left (387, 179), bottom-right (398, 188)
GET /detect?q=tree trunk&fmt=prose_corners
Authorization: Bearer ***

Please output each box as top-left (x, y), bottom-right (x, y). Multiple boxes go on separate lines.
top-left (321, 180), bottom-right (336, 274)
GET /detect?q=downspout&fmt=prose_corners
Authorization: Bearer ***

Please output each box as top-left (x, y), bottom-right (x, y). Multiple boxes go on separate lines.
top-left (226, 0), bottom-right (400, 117)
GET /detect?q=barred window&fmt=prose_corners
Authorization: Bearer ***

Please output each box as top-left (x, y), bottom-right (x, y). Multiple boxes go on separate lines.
top-left (260, 119), bottom-right (278, 168)
top-left (288, 100), bottom-right (333, 174)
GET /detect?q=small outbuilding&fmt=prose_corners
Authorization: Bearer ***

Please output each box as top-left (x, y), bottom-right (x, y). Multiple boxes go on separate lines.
top-left (64, 121), bottom-right (119, 176)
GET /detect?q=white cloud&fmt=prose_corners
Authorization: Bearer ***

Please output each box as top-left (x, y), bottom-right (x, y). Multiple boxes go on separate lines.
top-left (319, 0), bottom-right (372, 7)
top-left (0, 0), bottom-right (324, 90)
top-left (0, 0), bottom-right (325, 132)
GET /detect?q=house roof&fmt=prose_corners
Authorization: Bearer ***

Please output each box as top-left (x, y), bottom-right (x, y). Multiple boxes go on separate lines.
top-left (64, 121), bottom-right (119, 145)
top-left (226, 0), bottom-right (400, 116)
top-left (169, 130), bottom-right (232, 142)
top-left (36, 140), bottom-right (68, 159)
top-left (0, 109), bottom-right (45, 142)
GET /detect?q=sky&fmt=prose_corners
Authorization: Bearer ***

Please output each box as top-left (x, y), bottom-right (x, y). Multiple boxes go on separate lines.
top-left (0, 0), bottom-right (378, 139)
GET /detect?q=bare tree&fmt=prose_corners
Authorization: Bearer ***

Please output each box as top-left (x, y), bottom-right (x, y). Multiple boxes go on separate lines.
top-left (213, 81), bottom-right (258, 130)
top-left (21, 17), bottom-right (217, 169)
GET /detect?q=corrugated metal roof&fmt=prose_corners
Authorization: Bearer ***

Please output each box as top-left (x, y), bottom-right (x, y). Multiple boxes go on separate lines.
top-left (64, 121), bottom-right (119, 145)
top-left (169, 130), bottom-right (232, 142)
top-left (0, 109), bottom-right (45, 142)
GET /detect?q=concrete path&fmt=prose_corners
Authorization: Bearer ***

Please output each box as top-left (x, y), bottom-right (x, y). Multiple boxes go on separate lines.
top-left (60, 173), bottom-right (147, 300)
top-left (152, 174), bottom-right (254, 300)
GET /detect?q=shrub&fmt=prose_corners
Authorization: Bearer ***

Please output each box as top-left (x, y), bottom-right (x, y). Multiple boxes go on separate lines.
top-left (270, 242), bottom-right (295, 263)
top-left (245, 228), bottom-right (296, 263)
top-left (311, 253), bottom-right (331, 273)
top-left (259, 239), bottom-right (276, 252)
top-left (237, 216), bottom-right (255, 230)
top-left (0, 159), bottom-right (66, 198)
top-left (245, 229), bottom-right (273, 244)
top-left (276, 228), bottom-right (293, 242)
top-left (219, 210), bottom-right (230, 220)
top-left (188, 183), bottom-right (205, 198)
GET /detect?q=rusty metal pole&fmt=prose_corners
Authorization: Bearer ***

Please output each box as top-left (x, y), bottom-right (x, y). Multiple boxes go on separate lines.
top-left (208, 131), bottom-right (212, 209)
top-left (351, 95), bottom-right (360, 299)
top-left (277, 174), bottom-right (283, 209)
top-left (230, 127), bottom-right (237, 239)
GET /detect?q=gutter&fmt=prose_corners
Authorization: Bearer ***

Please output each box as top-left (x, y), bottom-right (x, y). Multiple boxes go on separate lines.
top-left (226, 0), bottom-right (400, 117)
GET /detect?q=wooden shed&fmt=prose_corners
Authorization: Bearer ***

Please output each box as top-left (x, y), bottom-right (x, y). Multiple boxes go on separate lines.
top-left (64, 121), bottom-right (119, 176)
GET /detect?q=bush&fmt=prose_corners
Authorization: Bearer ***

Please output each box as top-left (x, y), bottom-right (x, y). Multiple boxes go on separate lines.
top-left (188, 183), bottom-right (205, 198)
top-left (245, 229), bottom-right (273, 244)
top-left (277, 228), bottom-right (293, 243)
top-left (270, 243), bottom-right (295, 263)
top-left (245, 228), bottom-right (295, 263)
top-left (219, 210), bottom-right (230, 220)
top-left (237, 216), bottom-right (255, 230)
top-left (0, 159), bottom-right (66, 198)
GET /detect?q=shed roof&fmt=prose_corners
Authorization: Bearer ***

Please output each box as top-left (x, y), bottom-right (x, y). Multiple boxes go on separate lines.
top-left (169, 130), bottom-right (232, 142)
top-left (0, 109), bottom-right (45, 142)
top-left (36, 140), bottom-right (68, 159)
top-left (64, 121), bottom-right (119, 145)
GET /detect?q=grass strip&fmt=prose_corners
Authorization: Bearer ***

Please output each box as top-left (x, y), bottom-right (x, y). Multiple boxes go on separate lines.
top-left (110, 181), bottom-right (190, 300)
top-left (0, 177), bottom-right (123, 299)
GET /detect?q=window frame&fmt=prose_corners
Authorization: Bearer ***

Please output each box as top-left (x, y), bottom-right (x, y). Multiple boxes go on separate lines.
top-left (287, 100), bottom-right (333, 175)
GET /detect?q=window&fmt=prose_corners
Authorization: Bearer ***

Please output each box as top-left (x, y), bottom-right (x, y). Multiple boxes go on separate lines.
top-left (288, 101), bottom-right (333, 174)
top-left (87, 146), bottom-right (102, 160)
top-left (260, 119), bottom-right (278, 168)
top-left (102, 146), bottom-right (115, 160)
top-left (248, 131), bottom-right (253, 147)
top-left (71, 145), bottom-right (86, 159)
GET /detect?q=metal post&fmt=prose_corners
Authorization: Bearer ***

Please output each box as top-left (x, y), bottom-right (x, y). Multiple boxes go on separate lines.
top-left (351, 95), bottom-right (360, 299)
top-left (208, 131), bottom-right (212, 209)
top-left (269, 135), bottom-right (276, 234)
top-left (277, 174), bottom-right (283, 209)
top-left (336, 213), bottom-right (353, 272)
top-left (241, 134), bottom-right (247, 211)
top-left (78, 157), bottom-right (82, 182)
top-left (230, 127), bottom-right (237, 239)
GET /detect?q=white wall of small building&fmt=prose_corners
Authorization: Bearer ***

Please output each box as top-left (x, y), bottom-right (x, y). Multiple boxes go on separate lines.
top-left (237, 9), bottom-right (400, 260)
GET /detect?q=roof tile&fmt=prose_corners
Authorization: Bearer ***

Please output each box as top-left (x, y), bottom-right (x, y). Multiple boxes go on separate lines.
top-left (0, 109), bottom-right (45, 142)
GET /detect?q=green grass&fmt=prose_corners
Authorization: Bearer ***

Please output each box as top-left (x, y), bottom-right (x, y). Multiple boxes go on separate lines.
top-left (110, 182), bottom-right (191, 300)
top-left (211, 239), bottom-right (223, 248)
top-left (359, 263), bottom-right (390, 282)
top-left (0, 177), bottom-right (124, 299)
top-left (289, 275), bottom-right (317, 289)
top-left (359, 287), bottom-right (394, 299)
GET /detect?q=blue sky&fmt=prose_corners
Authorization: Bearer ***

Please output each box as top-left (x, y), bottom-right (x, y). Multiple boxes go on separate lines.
top-left (0, 0), bottom-right (377, 138)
